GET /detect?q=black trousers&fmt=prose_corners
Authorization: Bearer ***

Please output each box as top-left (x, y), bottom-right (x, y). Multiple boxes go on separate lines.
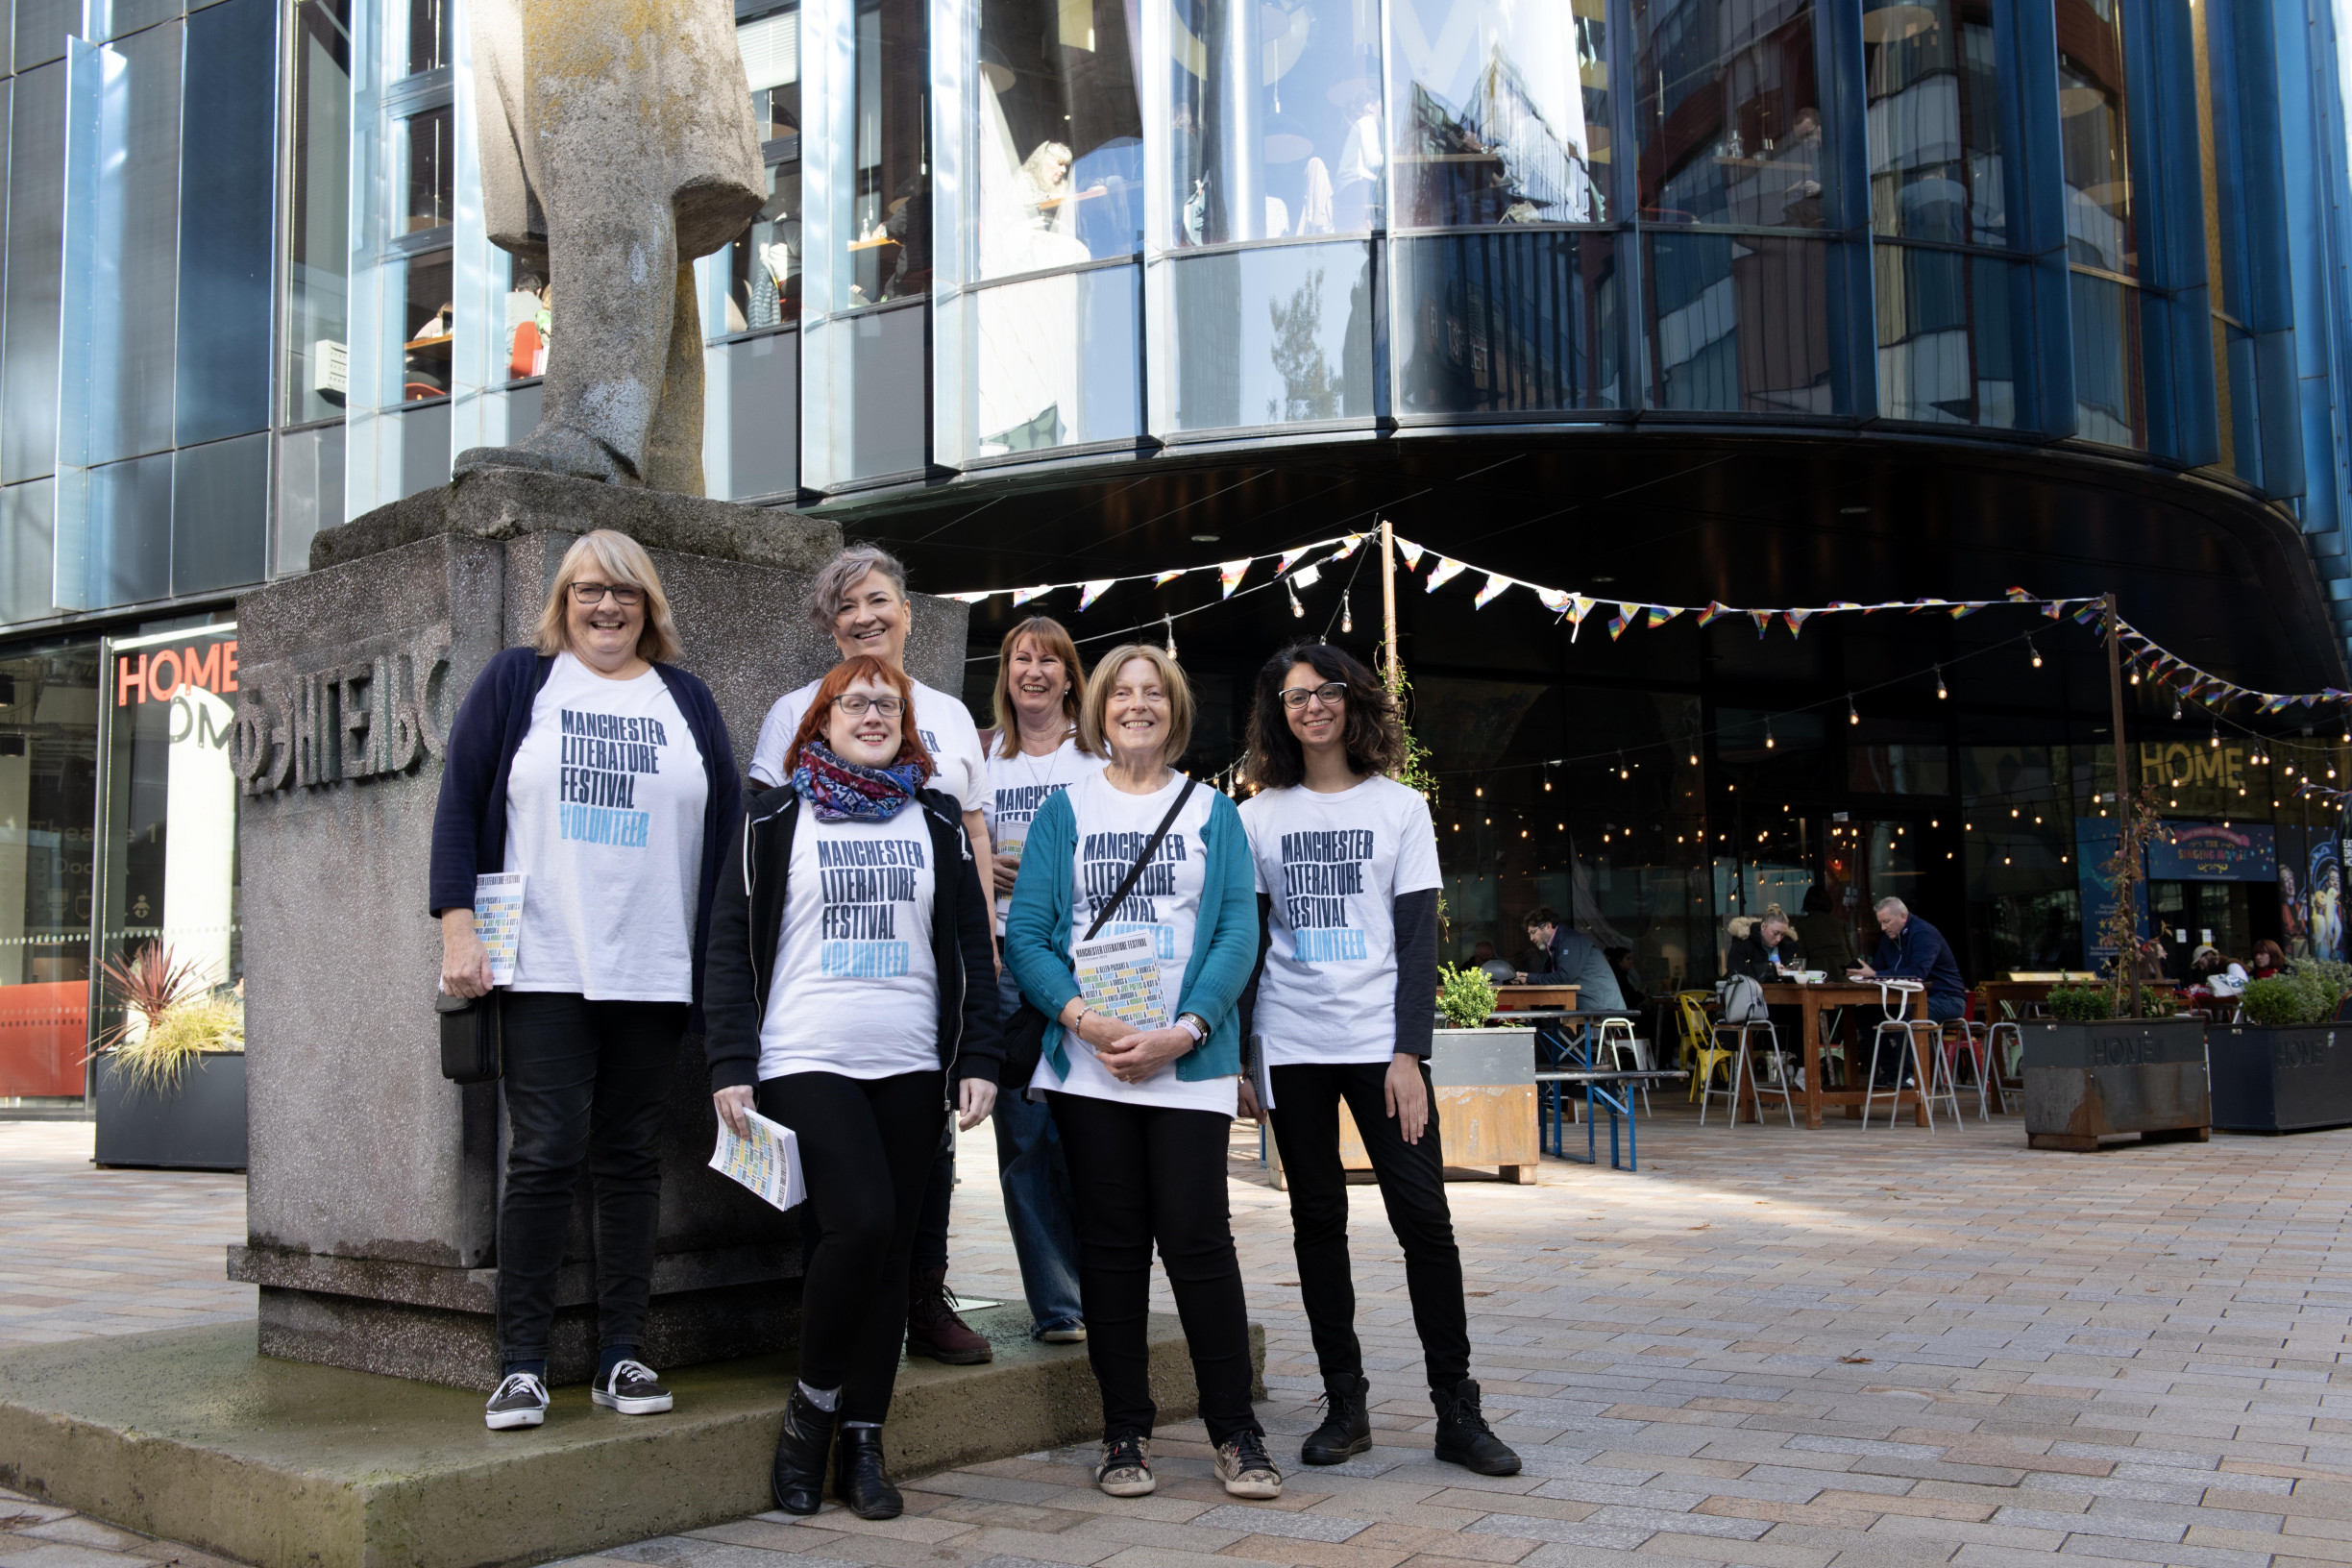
top-left (1045, 1090), bottom-right (1259, 1446)
top-left (1267, 1058), bottom-right (1471, 1393)
top-left (761, 1068), bottom-right (943, 1422)
top-left (497, 992), bottom-right (685, 1368)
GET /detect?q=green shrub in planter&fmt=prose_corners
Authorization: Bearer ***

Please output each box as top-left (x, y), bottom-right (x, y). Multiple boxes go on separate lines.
top-left (1436, 964), bottom-right (1498, 1029)
top-left (2284, 959), bottom-right (2352, 1024)
top-left (2046, 984), bottom-right (2111, 1022)
top-left (2239, 975), bottom-right (2320, 1027)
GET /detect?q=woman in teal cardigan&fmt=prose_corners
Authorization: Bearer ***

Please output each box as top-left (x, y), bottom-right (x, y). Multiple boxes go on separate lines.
top-left (1004, 643), bottom-right (1278, 1504)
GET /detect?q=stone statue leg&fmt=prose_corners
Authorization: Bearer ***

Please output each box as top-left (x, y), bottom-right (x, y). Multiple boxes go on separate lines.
top-left (455, 194), bottom-right (680, 487)
top-left (642, 264), bottom-right (706, 497)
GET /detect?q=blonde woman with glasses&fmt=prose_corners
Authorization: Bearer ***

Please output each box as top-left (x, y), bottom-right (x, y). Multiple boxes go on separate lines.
top-left (430, 529), bottom-right (742, 1432)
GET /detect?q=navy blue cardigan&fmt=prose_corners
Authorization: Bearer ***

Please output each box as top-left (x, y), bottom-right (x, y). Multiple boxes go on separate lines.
top-left (428, 647), bottom-right (744, 1035)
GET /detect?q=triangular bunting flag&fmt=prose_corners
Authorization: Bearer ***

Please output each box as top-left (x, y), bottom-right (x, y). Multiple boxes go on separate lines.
top-left (1152, 569), bottom-right (1184, 587)
top-left (1572, 595), bottom-right (1596, 626)
top-left (1697, 602), bottom-right (1728, 627)
top-left (1948, 603), bottom-right (1981, 619)
top-left (1275, 548), bottom-right (1313, 576)
top-left (1333, 534), bottom-right (1365, 559)
top-left (946, 591), bottom-right (994, 603)
top-left (1534, 588), bottom-right (1573, 616)
top-left (1426, 557), bottom-right (1467, 592)
top-left (1474, 574), bottom-right (1514, 609)
top-left (2043, 600), bottom-right (2062, 619)
top-left (1751, 610), bottom-right (1774, 637)
top-left (1785, 609), bottom-right (1814, 636)
top-left (1396, 540), bottom-right (1426, 571)
top-left (1609, 606), bottom-right (1635, 641)
top-left (1218, 559), bottom-right (1251, 599)
top-left (2006, 587), bottom-right (2032, 601)
top-left (1079, 578), bottom-right (1115, 610)
top-left (2072, 602), bottom-right (2104, 625)
top-left (1647, 605), bottom-right (1680, 629)
top-left (1010, 584), bottom-right (1052, 607)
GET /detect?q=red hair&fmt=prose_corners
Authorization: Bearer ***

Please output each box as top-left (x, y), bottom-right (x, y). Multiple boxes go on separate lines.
top-left (782, 656), bottom-right (936, 782)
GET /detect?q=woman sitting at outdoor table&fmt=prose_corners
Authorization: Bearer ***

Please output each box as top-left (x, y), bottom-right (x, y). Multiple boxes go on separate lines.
top-left (1724, 907), bottom-right (1802, 979)
top-left (2253, 939), bottom-right (2288, 979)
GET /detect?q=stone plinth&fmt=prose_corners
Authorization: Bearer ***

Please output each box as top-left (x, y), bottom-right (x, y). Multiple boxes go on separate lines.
top-left (0, 1310), bottom-right (1263, 1568)
top-left (229, 472), bottom-right (968, 1388)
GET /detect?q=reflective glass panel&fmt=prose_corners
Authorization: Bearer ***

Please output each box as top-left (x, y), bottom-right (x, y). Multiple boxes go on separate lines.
top-left (1874, 245), bottom-right (2017, 426)
top-left (977, 0), bottom-right (1142, 278)
top-left (0, 638), bottom-right (99, 1103)
top-left (404, 105), bottom-right (453, 233)
top-left (4, 65), bottom-right (62, 484)
top-left (717, 10), bottom-right (801, 331)
top-left (501, 266), bottom-right (550, 382)
top-left (1161, 239), bottom-right (1374, 428)
top-left (1643, 232), bottom-right (1833, 412)
top-left (403, 251), bottom-right (454, 400)
top-left (285, 0), bottom-right (351, 423)
top-left (2070, 267), bottom-right (2143, 446)
top-left (1865, 0), bottom-right (2001, 243)
top-left (828, 304), bottom-right (927, 478)
top-left (2057, 0), bottom-right (2131, 275)
top-left (707, 329), bottom-right (798, 499)
top-left (97, 625), bottom-right (243, 1071)
top-left (1389, 0), bottom-right (1608, 228)
top-left (1633, 0), bottom-right (1823, 226)
top-left (845, 0), bottom-right (929, 306)
top-left (970, 262), bottom-right (1140, 452)
top-left (406, 0), bottom-right (449, 76)
top-left (1392, 231), bottom-right (1620, 412)
top-left (1164, 0), bottom-right (1384, 246)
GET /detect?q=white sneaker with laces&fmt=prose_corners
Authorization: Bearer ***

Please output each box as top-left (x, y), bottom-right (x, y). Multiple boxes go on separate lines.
top-left (485, 1371), bottom-right (549, 1431)
top-left (591, 1358), bottom-right (674, 1415)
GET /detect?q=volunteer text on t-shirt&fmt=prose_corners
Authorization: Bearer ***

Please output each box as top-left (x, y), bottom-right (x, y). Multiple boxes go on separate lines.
top-left (758, 811), bottom-right (942, 1081)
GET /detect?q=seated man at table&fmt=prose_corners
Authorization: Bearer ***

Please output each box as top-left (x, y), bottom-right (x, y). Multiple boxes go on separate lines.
top-left (1516, 907), bottom-right (1625, 1011)
top-left (1850, 896), bottom-right (1967, 1086)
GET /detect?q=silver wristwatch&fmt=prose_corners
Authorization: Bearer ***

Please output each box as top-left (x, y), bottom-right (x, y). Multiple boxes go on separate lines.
top-left (1175, 1013), bottom-right (1207, 1044)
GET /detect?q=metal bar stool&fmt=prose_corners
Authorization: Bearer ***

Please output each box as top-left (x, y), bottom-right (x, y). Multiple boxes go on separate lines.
top-left (1862, 981), bottom-right (1950, 1130)
top-left (1596, 1017), bottom-right (1651, 1114)
top-left (1703, 1014), bottom-right (1796, 1129)
top-left (1939, 1016), bottom-right (2000, 1118)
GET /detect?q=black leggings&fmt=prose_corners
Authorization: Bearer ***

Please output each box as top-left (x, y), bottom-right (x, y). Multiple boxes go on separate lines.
top-left (1267, 1059), bottom-right (1469, 1393)
top-left (758, 1068), bottom-right (944, 1423)
top-left (1045, 1090), bottom-right (1259, 1446)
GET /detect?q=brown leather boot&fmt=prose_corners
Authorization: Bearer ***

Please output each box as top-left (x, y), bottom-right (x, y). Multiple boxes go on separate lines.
top-left (904, 1266), bottom-right (993, 1364)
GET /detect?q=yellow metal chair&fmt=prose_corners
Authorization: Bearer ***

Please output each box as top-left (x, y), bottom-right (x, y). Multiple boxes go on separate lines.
top-left (1678, 992), bottom-right (1734, 1104)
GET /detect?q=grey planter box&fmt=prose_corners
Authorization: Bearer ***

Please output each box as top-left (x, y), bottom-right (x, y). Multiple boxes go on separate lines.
top-left (93, 1050), bottom-right (248, 1170)
top-left (2210, 1025), bottom-right (2352, 1133)
top-left (2020, 1017), bottom-right (2209, 1151)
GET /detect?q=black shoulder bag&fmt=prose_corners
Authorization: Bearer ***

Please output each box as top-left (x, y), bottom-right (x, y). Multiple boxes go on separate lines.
top-left (999, 777), bottom-right (1197, 1082)
top-left (437, 989), bottom-right (502, 1084)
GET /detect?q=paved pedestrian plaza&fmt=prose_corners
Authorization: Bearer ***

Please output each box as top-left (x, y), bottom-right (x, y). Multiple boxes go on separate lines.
top-left (7, 1108), bottom-right (2352, 1568)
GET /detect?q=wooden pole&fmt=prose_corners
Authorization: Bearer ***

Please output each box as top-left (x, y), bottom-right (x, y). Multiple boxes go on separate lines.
top-left (1380, 517), bottom-right (1399, 693)
top-left (2105, 590), bottom-right (2141, 1018)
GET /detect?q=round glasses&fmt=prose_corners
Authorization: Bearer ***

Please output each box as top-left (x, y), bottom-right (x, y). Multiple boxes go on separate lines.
top-left (1279, 681), bottom-right (1348, 710)
top-left (832, 694), bottom-right (905, 718)
top-left (571, 581), bottom-right (644, 606)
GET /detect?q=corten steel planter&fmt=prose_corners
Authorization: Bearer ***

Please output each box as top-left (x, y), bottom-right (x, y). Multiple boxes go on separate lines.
top-left (93, 1050), bottom-right (248, 1170)
top-left (2209, 1024), bottom-right (2352, 1133)
top-left (2021, 1017), bottom-right (2209, 1151)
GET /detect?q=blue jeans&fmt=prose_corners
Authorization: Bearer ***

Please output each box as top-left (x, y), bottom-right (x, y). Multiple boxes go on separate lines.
top-left (994, 968), bottom-right (1085, 1335)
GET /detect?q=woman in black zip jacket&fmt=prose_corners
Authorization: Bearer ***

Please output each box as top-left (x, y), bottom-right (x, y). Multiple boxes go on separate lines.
top-left (704, 653), bottom-right (1002, 1522)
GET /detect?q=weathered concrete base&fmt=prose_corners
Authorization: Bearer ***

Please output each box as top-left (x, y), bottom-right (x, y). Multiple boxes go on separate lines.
top-left (0, 1307), bottom-right (1264, 1568)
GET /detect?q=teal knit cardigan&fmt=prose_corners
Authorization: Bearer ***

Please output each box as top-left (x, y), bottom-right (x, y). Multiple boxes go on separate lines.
top-left (1003, 779), bottom-right (1257, 1083)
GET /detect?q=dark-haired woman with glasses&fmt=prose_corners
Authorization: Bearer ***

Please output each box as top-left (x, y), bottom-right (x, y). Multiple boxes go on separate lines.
top-left (430, 529), bottom-right (742, 1433)
top-left (704, 654), bottom-right (1002, 1521)
top-left (1237, 643), bottom-right (1519, 1477)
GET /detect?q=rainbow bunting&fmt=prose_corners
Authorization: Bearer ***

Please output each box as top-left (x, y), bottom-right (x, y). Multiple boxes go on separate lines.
top-left (1333, 534), bottom-right (1365, 559)
top-left (1152, 569), bottom-right (1185, 587)
top-left (1397, 540), bottom-right (1426, 571)
top-left (1011, 584), bottom-right (1051, 607)
top-left (1217, 559), bottom-right (1251, 599)
top-left (1751, 610), bottom-right (1775, 637)
top-left (2072, 602), bottom-right (2105, 625)
top-left (1696, 602), bottom-right (1728, 627)
top-left (1948, 603), bottom-right (1981, 619)
top-left (1475, 574), bottom-right (1514, 609)
top-left (1608, 606), bottom-right (1635, 641)
top-left (1785, 608), bottom-right (1814, 636)
top-left (946, 590), bottom-right (994, 603)
top-left (1426, 557), bottom-right (1468, 592)
top-left (1534, 587), bottom-right (1573, 616)
top-left (1275, 548), bottom-right (1313, 576)
top-left (1572, 595), bottom-right (1596, 626)
top-left (2006, 587), bottom-right (2032, 601)
top-left (2043, 600), bottom-right (2063, 619)
top-left (1079, 578), bottom-right (1115, 610)
top-left (1647, 605), bottom-right (1680, 629)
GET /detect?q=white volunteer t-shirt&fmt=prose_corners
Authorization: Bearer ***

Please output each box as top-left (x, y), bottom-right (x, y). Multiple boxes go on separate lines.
top-left (1240, 775), bottom-right (1442, 1067)
top-left (1029, 771), bottom-right (1236, 1116)
top-left (505, 653), bottom-right (707, 1000)
top-left (747, 674), bottom-right (988, 817)
top-left (983, 736), bottom-right (1105, 936)
top-left (757, 806), bottom-right (942, 1081)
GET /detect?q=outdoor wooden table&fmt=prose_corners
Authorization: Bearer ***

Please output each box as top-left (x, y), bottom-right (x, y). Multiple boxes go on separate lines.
top-left (1758, 981), bottom-right (1931, 1128)
top-left (1494, 984), bottom-right (1578, 1011)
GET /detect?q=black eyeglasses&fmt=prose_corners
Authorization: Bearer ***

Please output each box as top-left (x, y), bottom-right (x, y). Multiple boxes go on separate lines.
top-left (1279, 681), bottom-right (1348, 710)
top-left (571, 581), bottom-right (644, 606)
top-left (832, 694), bottom-right (905, 718)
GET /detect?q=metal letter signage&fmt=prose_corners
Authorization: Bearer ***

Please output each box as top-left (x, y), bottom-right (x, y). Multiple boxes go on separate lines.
top-left (232, 625), bottom-right (452, 796)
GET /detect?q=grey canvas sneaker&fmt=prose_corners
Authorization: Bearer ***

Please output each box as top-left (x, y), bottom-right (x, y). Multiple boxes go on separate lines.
top-left (484, 1371), bottom-right (549, 1431)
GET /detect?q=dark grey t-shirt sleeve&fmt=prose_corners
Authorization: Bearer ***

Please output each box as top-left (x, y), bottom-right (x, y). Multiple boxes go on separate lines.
top-left (1392, 887), bottom-right (1439, 1057)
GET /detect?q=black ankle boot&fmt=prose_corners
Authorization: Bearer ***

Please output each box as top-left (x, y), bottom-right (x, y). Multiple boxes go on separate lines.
top-left (1300, 1374), bottom-right (1373, 1465)
top-left (1433, 1379), bottom-right (1521, 1476)
top-left (835, 1424), bottom-right (903, 1519)
top-left (772, 1388), bottom-right (838, 1514)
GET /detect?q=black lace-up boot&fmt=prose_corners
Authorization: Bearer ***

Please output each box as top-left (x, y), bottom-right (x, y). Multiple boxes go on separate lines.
top-left (1433, 1379), bottom-right (1521, 1476)
top-left (1299, 1374), bottom-right (1373, 1465)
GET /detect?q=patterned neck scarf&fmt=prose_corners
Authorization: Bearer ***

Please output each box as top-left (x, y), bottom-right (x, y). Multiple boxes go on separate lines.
top-left (791, 738), bottom-right (927, 822)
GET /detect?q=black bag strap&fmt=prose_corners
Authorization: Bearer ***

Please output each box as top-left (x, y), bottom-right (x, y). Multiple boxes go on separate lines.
top-left (1083, 777), bottom-right (1198, 943)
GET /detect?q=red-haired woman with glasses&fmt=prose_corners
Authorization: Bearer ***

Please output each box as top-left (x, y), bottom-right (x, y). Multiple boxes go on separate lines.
top-left (703, 654), bottom-right (1002, 1522)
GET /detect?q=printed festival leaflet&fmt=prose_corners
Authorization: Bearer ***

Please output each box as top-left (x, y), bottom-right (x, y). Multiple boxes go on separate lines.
top-left (472, 872), bottom-right (526, 986)
top-left (709, 1108), bottom-right (806, 1213)
top-left (1072, 931), bottom-right (1164, 1036)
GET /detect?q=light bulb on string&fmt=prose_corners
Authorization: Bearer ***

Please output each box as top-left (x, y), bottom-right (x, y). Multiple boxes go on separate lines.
top-left (2173, 695), bottom-right (2184, 721)
top-left (1618, 751), bottom-right (1630, 780)
top-left (1163, 614), bottom-right (1177, 658)
top-left (1286, 578), bottom-right (1305, 619)
top-left (1848, 695), bottom-right (1859, 725)
top-left (1934, 666), bottom-right (1948, 699)
top-left (2212, 724), bottom-right (2220, 748)
top-left (1765, 721), bottom-right (1776, 750)
top-left (2027, 636), bottom-right (2043, 670)
top-left (1340, 594), bottom-right (1353, 634)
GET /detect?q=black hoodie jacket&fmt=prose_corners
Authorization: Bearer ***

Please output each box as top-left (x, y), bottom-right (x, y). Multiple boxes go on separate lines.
top-left (702, 784), bottom-right (1004, 1093)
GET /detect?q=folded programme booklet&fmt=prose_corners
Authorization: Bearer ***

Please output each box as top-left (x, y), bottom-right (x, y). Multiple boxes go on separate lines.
top-left (709, 1108), bottom-right (806, 1213)
top-left (473, 872), bottom-right (526, 986)
top-left (1071, 930), bottom-right (1164, 1038)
